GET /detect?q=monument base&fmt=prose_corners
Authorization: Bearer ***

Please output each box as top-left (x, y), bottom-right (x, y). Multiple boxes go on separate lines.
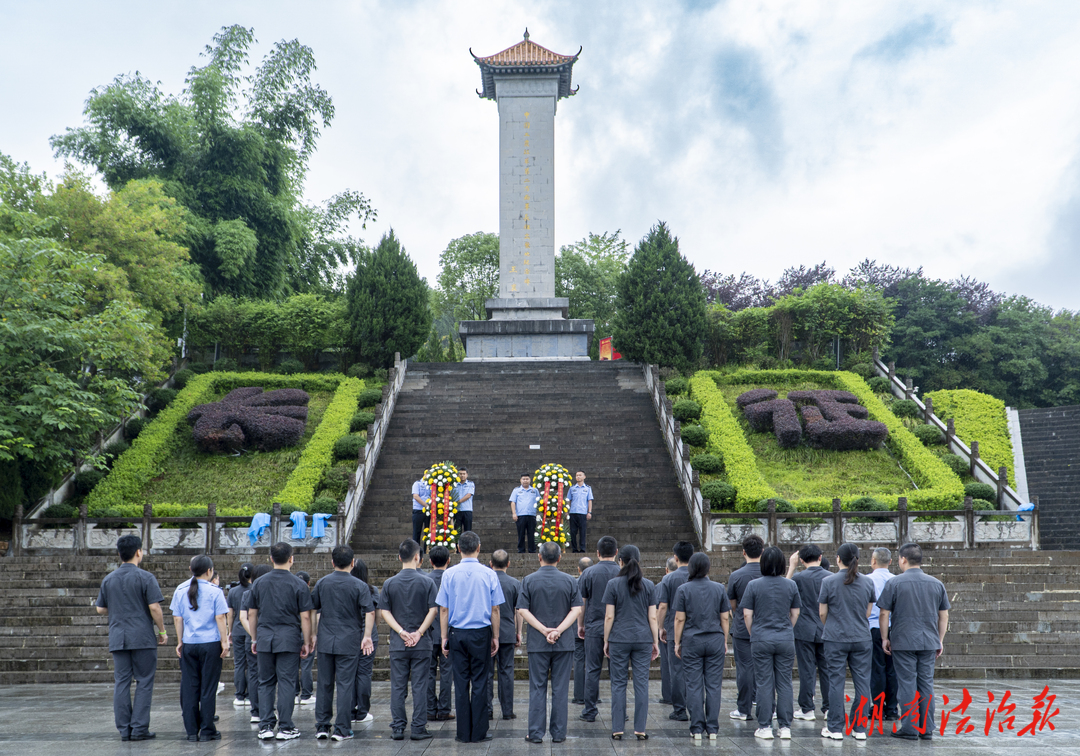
top-left (459, 318), bottom-right (594, 361)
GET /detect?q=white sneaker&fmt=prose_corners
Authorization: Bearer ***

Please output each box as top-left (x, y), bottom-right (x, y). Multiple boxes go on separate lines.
top-left (275, 728), bottom-right (301, 740)
top-left (217, 682), bottom-right (225, 694)
top-left (853, 732), bottom-right (867, 741)
top-left (709, 733), bottom-right (717, 740)
top-left (294, 696), bottom-right (301, 704)
top-left (779, 727), bottom-right (791, 740)
top-left (233, 697), bottom-right (247, 707)
top-left (793, 709), bottom-right (815, 721)
top-left (821, 726), bottom-right (843, 740)
top-left (754, 728), bottom-right (774, 740)
top-left (357, 713), bottom-right (374, 724)
top-left (729, 710), bottom-right (750, 720)
top-left (692, 732), bottom-right (702, 740)
top-left (299, 697), bottom-right (313, 706)
top-left (257, 728), bottom-right (275, 740)
top-left (250, 715), bottom-right (260, 724)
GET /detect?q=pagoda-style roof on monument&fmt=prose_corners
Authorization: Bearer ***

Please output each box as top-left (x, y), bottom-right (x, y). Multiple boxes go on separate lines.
top-left (471, 29), bottom-right (581, 101)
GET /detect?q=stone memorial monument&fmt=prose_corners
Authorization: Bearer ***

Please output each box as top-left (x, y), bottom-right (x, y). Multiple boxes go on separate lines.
top-left (459, 31), bottom-right (595, 360)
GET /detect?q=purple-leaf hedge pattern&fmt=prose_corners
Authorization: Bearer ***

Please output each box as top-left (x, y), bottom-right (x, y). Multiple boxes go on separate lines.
top-left (188, 387), bottom-right (310, 454)
top-left (739, 388), bottom-right (888, 451)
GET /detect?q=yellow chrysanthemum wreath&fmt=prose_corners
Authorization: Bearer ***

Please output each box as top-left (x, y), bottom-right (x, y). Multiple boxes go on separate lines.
top-left (533, 463), bottom-right (572, 548)
top-left (421, 461), bottom-right (461, 549)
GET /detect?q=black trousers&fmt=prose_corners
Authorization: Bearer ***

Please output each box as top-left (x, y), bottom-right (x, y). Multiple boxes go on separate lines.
top-left (455, 511), bottom-right (473, 535)
top-left (232, 633), bottom-right (248, 698)
top-left (870, 628), bottom-right (898, 717)
top-left (449, 627), bottom-right (492, 742)
top-left (316, 651), bottom-right (359, 736)
top-left (245, 638), bottom-right (260, 717)
top-left (516, 516), bottom-right (536, 553)
top-left (569, 513), bottom-right (588, 552)
top-left (180, 641), bottom-right (223, 739)
top-left (412, 510), bottom-right (428, 554)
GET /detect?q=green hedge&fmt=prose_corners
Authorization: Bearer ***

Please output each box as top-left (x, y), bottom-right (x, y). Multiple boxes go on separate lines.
top-left (925, 388), bottom-right (1016, 487)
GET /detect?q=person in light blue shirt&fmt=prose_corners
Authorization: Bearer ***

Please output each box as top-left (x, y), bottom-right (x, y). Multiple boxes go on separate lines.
top-left (170, 555), bottom-right (230, 741)
top-left (567, 471), bottom-right (594, 553)
top-left (509, 474), bottom-right (541, 554)
top-left (868, 547), bottom-right (898, 721)
top-left (453, 469), bottom-right (476, 536)
top-left (411, 478), bottom-right (430, 555)
top-left (436, 531), bottom-right (505, 742)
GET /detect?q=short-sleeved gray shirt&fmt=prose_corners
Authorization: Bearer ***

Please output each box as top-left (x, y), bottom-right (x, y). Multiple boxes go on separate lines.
top-left (381, 569), bottom-right (437, 654)
top-left (579, 560), bottom-right (620, 638)
top-left (495, 571), bottom-right (522, 644)
top-left (227, 583), bottom-right (250, 639)
top-left (657, 565), bottom-right (690, 634)
top-left (741, 576), bottom-right (800, 644)
top-left (517, 565), bottom-right (582, 653)
top-left (875, 568), bottom-right (951, 652)
top-left (727, 562), bottom-right (762, 640)
top-left (312, 571), bottom-right (374, 654)
top-left (427, 569), bottom-right (446, 644)
top-left (818, 572), bottom-right (875, 643)
top-left (247, 569), bottom-right (314, 654)
top-left (672, 578), bottom-right (730, 642)
top-left (362, 584), bottom-right (379, 639)
top-left (792, 566), bottom-right (827, 642)
top-left (602, 576), bottom-right (657, 644)
top-left (96, 563), bottom-right (165, 652)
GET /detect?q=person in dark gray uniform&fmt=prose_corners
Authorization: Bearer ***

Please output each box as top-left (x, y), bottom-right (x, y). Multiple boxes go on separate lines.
top-left (673, 552), bottom-right (730, 740)
top-left (786, 545), bottom-right (830, 721)
top-left (659, 556), bottom-right (678, 705)
top-left (311, 545), bottom-right (375, 741)
top-left (226, 564), bottom-right (253, 706)
top-left (818, 543), bottom-right (876, 741)
top-left (742, 546), bottom-right (801, 740)
top-left (577, 535), bottom-right (619, 722)
top-left (425, 545), bottom-right (454, 721)
top-left (295, 571), bottom-right (315, 706)
top-left (517, 541), bottom-right (583, 744)
top-left (95, 534), bottom-right (168, 741)
top-left (247, 542), bottom-right (313, 741)
top-left (350, 559), bottom-right (379, 724)
top-left (240, 565), bottom-right (271, 724)
top-left (380, 539), bottom-right (439, 741)
top-left (727, 534), bottom-right (763, 721)
top-left (656, 540), bottom-right (693, 722)
top-left (602, 545), bottom-right (660, 740)
top-left (572, 556), bottom-right (592, 704)
top-left (488, 549), bottom-right (522, 720)
top-left (877, 543), bottom-right (950, 741)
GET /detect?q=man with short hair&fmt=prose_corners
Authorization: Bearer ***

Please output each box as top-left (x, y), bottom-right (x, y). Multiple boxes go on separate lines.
top-left (426, 545), bottom-right (454, 722)
top-left (578, 535), bottom-right (618, 722)
top-left (567, 471), bottom-right (594, 553)
top-left (518, 542), bottom-right (583, 743)
top-left (311, 546), bottom-right (374, 741)
top-left (488, 549), bottom-right (522, 721)
top-left (437, 531), bottom-right (504, 743)
top-left (381, 539), bottom-right (439, 741)
top-left (454, 468), bottom-right (475, 536)
top-left (659, 557), bottom-right (678, 705)
top-left (411, 476), bottom-right (430, 555)
top-left (786, 545), bottom-right (830, 721)
top-left (657, 540), bottom-right (695, 721)
top-left (868, 547), bottom-right (898, 721)
top-left (877, 543), bottom-right (950, 740)
top-left (95, 534), bottom-right (168, 741)
top-left (727, 534), bottom-right (764, 721)
top-left (571, 556), bottom-right (593, 704)
top-left (509, 474), bottom-right (541, 554)
top-left (248, 542), bottom-right (314, 741)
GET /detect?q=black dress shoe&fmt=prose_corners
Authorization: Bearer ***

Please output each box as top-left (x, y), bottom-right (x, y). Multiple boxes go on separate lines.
top-left (213, 715), bottom-right (219, 722)
top-left (200, 731), bottom-right (221, 741)
top-left (411, 730), bottom-right (433, 741)
top-left (525, 736), bottom-right (544, 744)
top-left (890, 731), bottom-right (918, 740)
top-left (659, 699), bottom-right (672, 705)
top-left (919, 734), bottom-right (933, 740)
top-left (553, 737), bottom-right (566, 743)
top-left (187, 735), bottom-right (198, 742)
top-left (129, 733), bottom-right (156, 741)
top-left (391, 730), bottom-right (405, 740)
top-left (571, 699), bottom-right (585, 705)
top-left (578, 714), bottom-right (596, 722)
top-left (502, 713), bottom-right (517, 720)
top-left (668, 712), bottom-right (689, 721)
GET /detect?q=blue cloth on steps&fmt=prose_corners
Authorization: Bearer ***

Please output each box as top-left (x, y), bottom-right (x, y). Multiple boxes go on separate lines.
top-left (247, 512), bottom-right (271, 546)
top-left (290, 510), bottom-right (307, 540)
top-left (312, 512), bottom-right (332, 538)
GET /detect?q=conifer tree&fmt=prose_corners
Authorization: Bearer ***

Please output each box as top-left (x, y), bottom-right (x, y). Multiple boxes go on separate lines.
top-left (613, 222), bottom-right (707, 371)
top-left (346, 230), bottom-right (432, 368)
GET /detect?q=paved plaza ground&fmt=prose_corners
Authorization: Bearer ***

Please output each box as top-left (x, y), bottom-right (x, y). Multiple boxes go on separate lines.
top-left (0, 678), bottom-right (1074, 755)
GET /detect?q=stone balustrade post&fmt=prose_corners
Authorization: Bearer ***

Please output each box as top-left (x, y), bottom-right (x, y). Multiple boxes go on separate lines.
top-left (336, 503), bottom-right (346, 548)
top-left (964, 496), bottom-right (975, 549)
top-left (271, 502), bottom-right (282, 544)
top-left (832, 498), bottom-right (843, 551)
top-left (904, 377), bottom-right (914, 401)
top-left (946, 418), bottom-right (956, 448)
top-left (924, 396), bottom-right (934, 423)
top-left (78, 502), bottom-right (88, 556)
top-left (206, 501), bottom-right (217, 555)
top-left (767, 500), bottom-right (778, 547)
top-left (970, 441), bottom-right (980, 477)
top-left (897, 497), bottom-right (908, 546)
top-left (142, 502), bottom-right (153, 555)
top-left (1030, 496), bottom-right (1040, 550)
top-left (12, 503), bottom-right (23, 556)
top-left (997, 466), bottom-right (1008, 510)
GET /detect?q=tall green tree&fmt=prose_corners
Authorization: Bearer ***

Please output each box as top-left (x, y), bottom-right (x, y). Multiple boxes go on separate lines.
top-left (345, 231), bottom-right (431, 368)
top-left (556, 230), bottom-right (628, 357)
top-left (435, 232), bottom-right (499, 322)
top-left (51, 25), bottom-right (374, 298)
top-left (613, 223), bottom-right (707, 371)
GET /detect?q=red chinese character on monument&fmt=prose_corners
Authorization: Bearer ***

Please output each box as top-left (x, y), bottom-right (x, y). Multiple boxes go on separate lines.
top-left (1017, 686), bottom-right (1059, 736)
top-left (939, 688), bottom-right (974, 735)
top-left (984, 690), bottom-right (1016, 735)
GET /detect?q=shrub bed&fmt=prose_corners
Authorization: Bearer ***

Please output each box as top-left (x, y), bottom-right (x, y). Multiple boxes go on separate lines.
top-left (925, 388), bottom-right (1016, 487)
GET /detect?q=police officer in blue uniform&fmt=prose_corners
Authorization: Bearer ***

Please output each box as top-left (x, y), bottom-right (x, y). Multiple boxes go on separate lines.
top-left (509, 474), bottom-right (541, 554)
top-left (567, 471), bottom-right (594, 553)
top-left (453, 469), bottom-right (475, 535)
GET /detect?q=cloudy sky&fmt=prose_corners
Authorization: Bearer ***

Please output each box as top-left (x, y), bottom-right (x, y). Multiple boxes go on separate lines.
top-left (2, 1), bottom-right (1079, 310)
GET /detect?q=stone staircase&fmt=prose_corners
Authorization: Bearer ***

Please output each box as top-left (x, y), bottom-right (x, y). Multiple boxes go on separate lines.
top-left (1017, 405), bottom-right (1080, 551)
top-left (2, 548), bottom-right (1077, 685)
top-left (351, 362), bottom-right (697, 555)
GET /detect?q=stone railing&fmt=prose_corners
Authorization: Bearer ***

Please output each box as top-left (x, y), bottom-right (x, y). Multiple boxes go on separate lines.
top-left (643, 364), bottom-right (707, 546)
top-left (706, 497), bottom-right (1040, 551)
top-left (871, 349), bottom-right (1026, 510)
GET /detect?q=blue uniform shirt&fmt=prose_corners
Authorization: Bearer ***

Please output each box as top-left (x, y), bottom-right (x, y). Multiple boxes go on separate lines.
top-left (411, 480), bottom-right (427, 511)
top-left (509, 486), bottom-right (541, 517)
top-left (567, 484), bottom-right (593, 515)
top-left (170, 578), bottom-right (229, 645)
top-left (454, 481), bottom-right (476, 513)
top-left (436, 558), bottom-right (505, 629)
top-left (868, 568), bottom-right (893, 629)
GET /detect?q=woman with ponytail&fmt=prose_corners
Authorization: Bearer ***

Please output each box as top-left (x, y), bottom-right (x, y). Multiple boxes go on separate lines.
top-left (170, 555), bottom-right (230, 741)
top-left (226, 563), bottom-right (254, 706)
top-left (673, 552), bottom-right (730, 740)
top-left (240, 564), bottom-right (272, 724)
top-left (601, 545), bottom-right (659, 740)
top-left (817, 543), bottom-right (876, 741)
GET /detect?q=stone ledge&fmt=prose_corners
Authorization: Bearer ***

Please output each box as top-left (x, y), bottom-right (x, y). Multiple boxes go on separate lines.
top-left (459, 318), bottom-right (593, 335)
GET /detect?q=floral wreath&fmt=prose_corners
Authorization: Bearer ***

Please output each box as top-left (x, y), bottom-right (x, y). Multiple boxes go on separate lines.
top-left (421, 461), bottom-right (461, 549)
top-left (533, 463), bottom-right (572, 548)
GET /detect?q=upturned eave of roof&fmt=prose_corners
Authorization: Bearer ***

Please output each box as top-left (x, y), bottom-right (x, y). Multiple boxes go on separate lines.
top-left (471, 30), bottom-right (581, 101)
